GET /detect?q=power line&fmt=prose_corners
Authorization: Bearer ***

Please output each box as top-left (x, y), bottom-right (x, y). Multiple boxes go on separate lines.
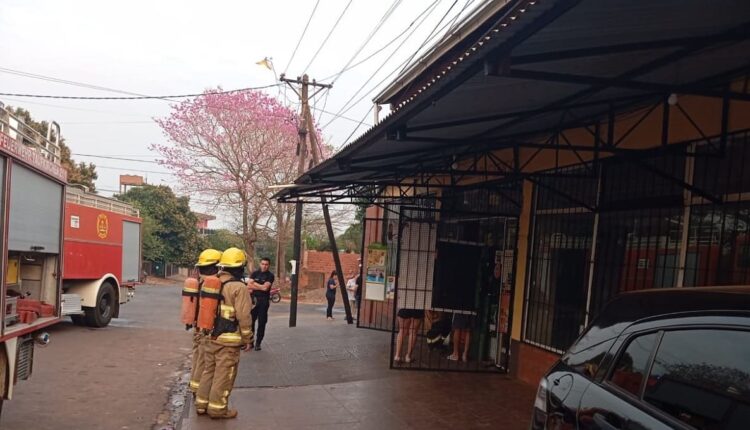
top-left (316, 89), bottom-right (331, 124)
top-left (328, 0), bottom-right (404, 84)
top-left (313, 104), bottom-right (371, 127)
top-left (64, 120), bottom-right (155, 125)
top-left (94, 165), bottom-right (172, 175)
top-left (435, 0), bottom-right (477, 46)
top-left (339, 105), bottom-right (376, 149)
top-left (0, 83), bottom-right (282, 100)
top-left (395, 0), bottom-right (477, 100)
top-left (5, 83), bottom-right (367, 129)
top-left (72, 153), bottom-right (159, 163)
top-left (318, 16), bottom-right (422, 83)
top-left (319, 0), bottom-right (471, 83)
top-left (0, 96), bottom-right (153, 117)
top-left (323, 0), bottom-right (476, 130)
top-left (397, 0), bottom-right (459, 77)
top-left (302, 0), bottom-right (355, 74)
top-left (0, 66), bottom-right (156, 98)
top-left (322, 0), bottom-right (442, 130)
top-left (77, 153), bottom-right (154, 157)
top-left (325, 0), bottom-right (442, 124)
top-left (2, 68), bottom-right (300, 126)
top-left (284, 0), bottom-right (321, 73)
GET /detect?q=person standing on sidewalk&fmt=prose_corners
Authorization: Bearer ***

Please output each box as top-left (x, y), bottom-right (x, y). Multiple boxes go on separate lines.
top-left (249, 257), bottom-right (275, 351)
top-left (346, 271), bottom-right (357, 314)
top-left (325, 271), bottom-right (338, 320)
top-left (354, 272), bottom-right (362, 320)
top-left (195, 247), bottom-right (253, 420)
top-left (186, 249), bottom-right (223, 395)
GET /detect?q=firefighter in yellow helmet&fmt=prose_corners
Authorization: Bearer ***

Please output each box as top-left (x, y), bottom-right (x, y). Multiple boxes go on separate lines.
top-left (194, 247), bottom-right (253, 419)
top-left (182, 249), bottom-right (223, 395)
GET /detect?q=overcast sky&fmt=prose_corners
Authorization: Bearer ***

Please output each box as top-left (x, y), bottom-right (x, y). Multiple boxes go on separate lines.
top-left (0, 0), bottom-right (481, 229)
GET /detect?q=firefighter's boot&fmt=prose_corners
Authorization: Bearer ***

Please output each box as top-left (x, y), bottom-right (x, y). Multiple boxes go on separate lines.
top-left (209, 409), bottom-right (238, 419)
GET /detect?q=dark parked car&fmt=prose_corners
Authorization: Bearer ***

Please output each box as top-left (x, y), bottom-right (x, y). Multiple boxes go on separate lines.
top-left (531, 287), bottom-right (750, 430)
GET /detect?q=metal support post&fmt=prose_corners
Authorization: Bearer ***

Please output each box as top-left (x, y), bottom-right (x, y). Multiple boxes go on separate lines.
top-left (289, 201), bottom-right (303, 327)
top-left (281, 73), bottom-right (333, 328)
top-left (323, 200), bottom-right (354, 324)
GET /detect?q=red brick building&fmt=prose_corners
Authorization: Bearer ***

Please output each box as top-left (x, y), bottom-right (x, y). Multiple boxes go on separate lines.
top-left (300, 250), bottom-right (360, 291)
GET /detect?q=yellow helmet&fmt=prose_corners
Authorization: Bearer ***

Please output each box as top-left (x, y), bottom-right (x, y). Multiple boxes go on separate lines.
top-left (218, 247), bottom-right (247, 268)
top-left (196, 249), bottom-right (222, 267)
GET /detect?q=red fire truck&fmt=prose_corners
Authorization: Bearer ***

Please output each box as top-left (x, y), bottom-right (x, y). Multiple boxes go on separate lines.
top-left (0, 108), bottom-right (142, 410)
top-left (63, 187), bottom-right (142, 327)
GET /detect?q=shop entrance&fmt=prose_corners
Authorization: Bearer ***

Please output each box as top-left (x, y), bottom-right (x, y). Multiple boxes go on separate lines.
top-left (390, 202), bottom-right (519, 373)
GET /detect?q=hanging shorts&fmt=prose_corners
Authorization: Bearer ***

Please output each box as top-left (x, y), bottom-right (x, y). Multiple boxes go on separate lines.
top-left (452, 313), bottom-right (475, 330)
top-left (397, 308), bottom-right (425, 319)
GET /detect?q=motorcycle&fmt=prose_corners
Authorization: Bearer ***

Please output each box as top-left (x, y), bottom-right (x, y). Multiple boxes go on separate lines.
top-left (270, 286), bottom-right (282, 303)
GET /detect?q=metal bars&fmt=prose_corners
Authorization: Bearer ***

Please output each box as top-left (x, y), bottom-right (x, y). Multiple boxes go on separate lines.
top-left (524, 199), bottom-right (594, 353)
top-left (357, 215), bottom-right (394, 332)
top-left (686, 131), bottom-right (750, 286)
top-left (524, 129), bottom-right (750, 352)
top-left (389, 186), bottom-right (520, 373)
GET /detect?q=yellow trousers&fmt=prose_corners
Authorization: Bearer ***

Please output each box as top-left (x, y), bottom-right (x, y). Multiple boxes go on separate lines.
top-left (194, 341), bottom-right (241, 415)
top-left (189, 332), bottom-right (206, 392)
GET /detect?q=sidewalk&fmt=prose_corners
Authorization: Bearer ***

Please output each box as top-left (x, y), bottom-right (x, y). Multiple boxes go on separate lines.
top-left (180, 304), bottom-right (535, 430)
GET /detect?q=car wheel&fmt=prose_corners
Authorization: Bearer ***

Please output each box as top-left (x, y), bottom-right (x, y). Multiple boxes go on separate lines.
top-left (84, 282), bottom-right (116, 327)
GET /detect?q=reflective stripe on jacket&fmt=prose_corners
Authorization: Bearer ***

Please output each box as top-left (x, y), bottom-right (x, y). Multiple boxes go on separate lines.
top-left (212, 272), bottom-right (253, 346)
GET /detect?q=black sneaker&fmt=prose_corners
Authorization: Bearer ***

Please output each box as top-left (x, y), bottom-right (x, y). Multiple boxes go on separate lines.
top-left (254, 344), bottom-right (262, 351)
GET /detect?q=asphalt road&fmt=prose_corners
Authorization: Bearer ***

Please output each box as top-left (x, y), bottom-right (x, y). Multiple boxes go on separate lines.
top-left (0, 283), bottom-right (192, 430)
top-left (0, 282), bottom-right (351, 430)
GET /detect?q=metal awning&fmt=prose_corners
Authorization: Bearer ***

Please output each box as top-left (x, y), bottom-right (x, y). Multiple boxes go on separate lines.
top-left (278, 0), bottom-right (750, 203)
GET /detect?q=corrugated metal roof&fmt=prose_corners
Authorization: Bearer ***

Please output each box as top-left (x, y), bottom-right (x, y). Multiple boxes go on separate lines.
top-left (375, 0), bottom-right (514, 105)
top-left (279, 0), bottom-right (750, 200)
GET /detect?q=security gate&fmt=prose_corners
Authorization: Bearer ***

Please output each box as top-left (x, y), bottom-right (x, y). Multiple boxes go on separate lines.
top-left (391, 200), bottom-right (519, 373)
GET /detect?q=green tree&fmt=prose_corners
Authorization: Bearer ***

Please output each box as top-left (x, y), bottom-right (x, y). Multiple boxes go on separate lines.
top-left (336, 203), bottom-right (366, 253)
top-left (302, 204), bottom-right (366, 253)
top-left (205, 229), bottom-right (244, 252)
top-left (337, 222), bottom-right (363, 253)
top-left (116, 184), bottom-right (205, 266)
top-left (9, 107), bottom-right (98, 191)
top-left (305, 231), bottom-right (332, 252)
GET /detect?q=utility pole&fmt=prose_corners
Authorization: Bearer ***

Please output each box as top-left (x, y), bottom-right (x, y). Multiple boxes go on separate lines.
top-left (281, 74), bottom-right (353, 326)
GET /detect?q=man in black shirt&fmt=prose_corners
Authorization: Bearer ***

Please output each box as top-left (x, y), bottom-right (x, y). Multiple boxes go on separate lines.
top-left (249, 257), bottom-right (275, 351)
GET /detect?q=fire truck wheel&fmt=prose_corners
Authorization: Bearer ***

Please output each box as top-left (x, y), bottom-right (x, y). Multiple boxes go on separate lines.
top-left (84, 282), bottom-right (116, 328)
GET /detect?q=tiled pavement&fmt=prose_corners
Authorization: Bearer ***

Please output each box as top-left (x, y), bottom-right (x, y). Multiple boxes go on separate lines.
top-left (180, 303), bottom-right (535, 430)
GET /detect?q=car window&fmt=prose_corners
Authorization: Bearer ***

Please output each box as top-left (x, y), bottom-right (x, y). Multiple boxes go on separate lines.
top-left (644, 329), bottom-right (750, 430)
top-left (562, 338), bottom-right (616, 379)
top-left (609, 332), bottom-right (659, 397)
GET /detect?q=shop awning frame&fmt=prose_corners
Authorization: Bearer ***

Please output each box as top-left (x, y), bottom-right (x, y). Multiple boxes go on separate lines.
top-left (277, 0), bottom-right (750, 206)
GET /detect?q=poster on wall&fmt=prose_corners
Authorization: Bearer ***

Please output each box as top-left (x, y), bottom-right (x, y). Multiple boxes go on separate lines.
top-left (365, 244), bottom-right (386, 301)
top-left (386, 276), bottom-right (396, 299)
top-left (499, 250), bottom-right (515, 334)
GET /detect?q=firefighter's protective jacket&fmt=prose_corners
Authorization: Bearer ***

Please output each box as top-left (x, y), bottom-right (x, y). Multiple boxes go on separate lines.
top-left (212, 272), bottom-right (253, 347)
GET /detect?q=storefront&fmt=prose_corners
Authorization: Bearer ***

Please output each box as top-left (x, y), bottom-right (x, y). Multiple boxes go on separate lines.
top-left (357, 186), bottom-right (521, 372)
top-left (278, 0), bottom-right (750, 383)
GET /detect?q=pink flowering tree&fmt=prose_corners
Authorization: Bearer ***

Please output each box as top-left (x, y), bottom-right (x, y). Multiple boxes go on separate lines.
top-left (153, 89), bottom-right (306, 270)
